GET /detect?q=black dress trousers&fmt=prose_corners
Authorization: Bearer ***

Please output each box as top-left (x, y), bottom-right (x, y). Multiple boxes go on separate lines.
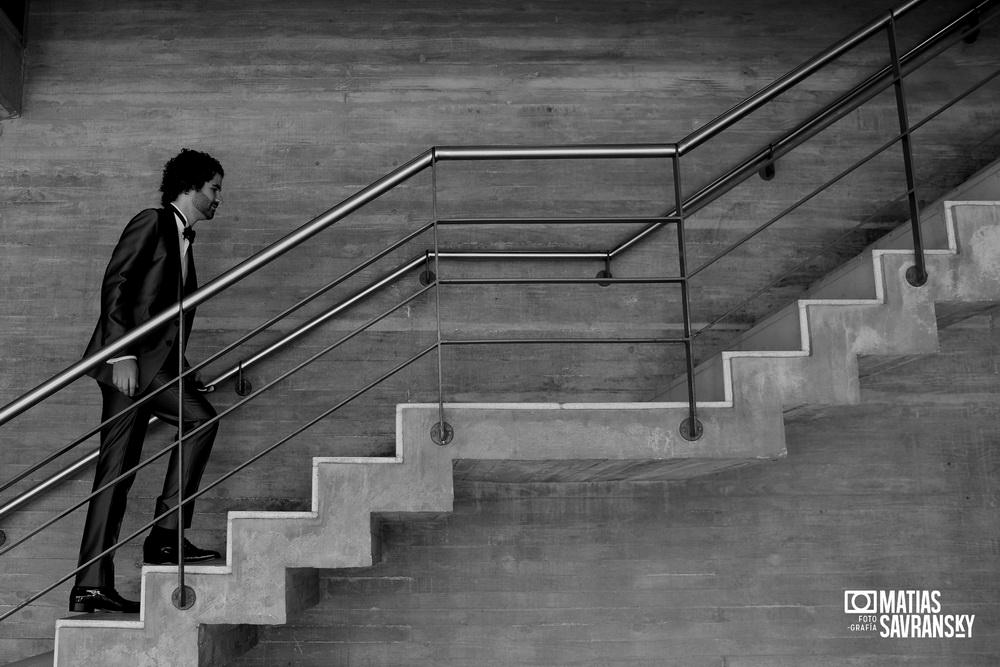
top-left (75, 360), bottom-right (217, 588)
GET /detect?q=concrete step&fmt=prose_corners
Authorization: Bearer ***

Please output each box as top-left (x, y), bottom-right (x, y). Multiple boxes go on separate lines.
top-left (49, 161), bottom-right (1000, 664)
top-left (228, 315), bottom-right (1000, 666)
top-left (661, 158), bottom-right (1000, 404)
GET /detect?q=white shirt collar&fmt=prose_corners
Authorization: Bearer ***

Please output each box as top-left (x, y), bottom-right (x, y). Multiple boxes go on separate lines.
top-left (170, 204), bottom-right (189, 234)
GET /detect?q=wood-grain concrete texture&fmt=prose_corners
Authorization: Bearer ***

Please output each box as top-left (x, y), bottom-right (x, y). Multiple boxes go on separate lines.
top-left (231, 312), bottom-right (1000, 666)
top-left (1, 0), bottom-right (999, 661)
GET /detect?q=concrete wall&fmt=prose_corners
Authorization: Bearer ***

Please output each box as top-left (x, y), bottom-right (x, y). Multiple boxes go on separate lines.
top-left (233, 314), bottom-right (1000, 666)
top-left (0, 0), bottom-right (998, 661)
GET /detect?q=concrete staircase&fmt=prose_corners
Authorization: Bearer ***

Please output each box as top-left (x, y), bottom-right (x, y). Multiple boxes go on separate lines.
top-left (47, 161), bottom-right (1000, 665)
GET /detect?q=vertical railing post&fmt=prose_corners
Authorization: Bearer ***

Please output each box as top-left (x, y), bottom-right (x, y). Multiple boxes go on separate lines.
top-left (173, 280), bottom-right (192, 609)
top-left (887, 11), bottom-right (927, 287)
top-left (674, 150), bottom-right (702, 441)
top-left (430, 150), bottom-right (453, 446)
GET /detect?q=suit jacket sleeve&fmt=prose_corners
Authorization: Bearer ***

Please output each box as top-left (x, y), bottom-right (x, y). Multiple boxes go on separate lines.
top-left (98, 208), bottom-right (160, 356)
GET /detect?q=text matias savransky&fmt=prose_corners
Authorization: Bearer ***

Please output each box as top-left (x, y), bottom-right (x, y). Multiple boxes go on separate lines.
top-left (845, 589), bottom-right (975, 639)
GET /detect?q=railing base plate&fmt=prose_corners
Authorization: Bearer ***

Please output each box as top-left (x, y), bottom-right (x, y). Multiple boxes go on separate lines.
top-left (172, 585), bottom-right (196, 610)
top-left (680, 417), bottom-right (704, 441)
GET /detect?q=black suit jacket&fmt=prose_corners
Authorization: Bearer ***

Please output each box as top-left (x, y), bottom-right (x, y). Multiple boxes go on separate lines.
top-left (84, 207), bottom-right (198, 393)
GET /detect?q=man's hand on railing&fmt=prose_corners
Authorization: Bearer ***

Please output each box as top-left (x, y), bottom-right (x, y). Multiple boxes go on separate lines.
top-left (193, 375), bottom-right (215, 393)
top-left (111, 359), bottom-right (139, 397)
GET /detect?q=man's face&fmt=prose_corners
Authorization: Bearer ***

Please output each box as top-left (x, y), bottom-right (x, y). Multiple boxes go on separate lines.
top-left (192, 173), bottom-right (223, 221)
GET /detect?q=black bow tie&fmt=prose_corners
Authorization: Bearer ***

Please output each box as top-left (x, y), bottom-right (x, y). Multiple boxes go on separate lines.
top-left (182, 226), bottom-right (196, 243)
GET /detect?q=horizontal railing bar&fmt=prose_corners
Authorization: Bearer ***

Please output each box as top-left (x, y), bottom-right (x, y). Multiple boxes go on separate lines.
top-left (436, 216), bottom-right (680, 225)
top-left (439, 277), bottom-right (684, 285)
top-left (676, 0), bottom-right (927, 155)
top-left (441, 250), bottom-right (607, 260)
top-left (433, 144), bottom-right (677, 160)
top-left (442, 337), bottom-right (688, 345)
top-left (0, 452), bottom-right (95, 517)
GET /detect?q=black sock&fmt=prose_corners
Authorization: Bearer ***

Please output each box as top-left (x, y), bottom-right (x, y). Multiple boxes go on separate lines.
top-left (149, 525), bottom-right (177, 543)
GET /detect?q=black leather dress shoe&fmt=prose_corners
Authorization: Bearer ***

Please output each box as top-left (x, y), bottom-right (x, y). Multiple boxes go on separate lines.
top-left (69, 586), bottom-right (140, 613)
top-left (143, 536), bottom-right (221, 565)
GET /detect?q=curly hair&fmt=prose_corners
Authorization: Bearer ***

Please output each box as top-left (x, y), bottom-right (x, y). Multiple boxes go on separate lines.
top-left (159, 149), bottom-right (225, 207)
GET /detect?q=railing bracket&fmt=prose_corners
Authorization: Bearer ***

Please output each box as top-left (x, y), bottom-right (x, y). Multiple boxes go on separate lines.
top-left (597, 255), bottom-right (613, 287)
top-left (420, 250), bottom-right (437, 286)
top-left (679, 417), bottom-right (703, 442)
top-left (0, 529), bottom-right (6, 547)
top-left (758, 144), bottom-right (777, 181)
top-left (431, 421), bottom-right (454, 446)
top-left (235, 363), bottom-right (252, 396)
top-left (172, 585), bottom-right (196, 610)
top-left (906, 265), bottom-right (928, 287)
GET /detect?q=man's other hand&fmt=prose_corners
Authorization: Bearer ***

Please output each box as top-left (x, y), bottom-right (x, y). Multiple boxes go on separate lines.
top-left (112, 359), bottom-right (139, 397)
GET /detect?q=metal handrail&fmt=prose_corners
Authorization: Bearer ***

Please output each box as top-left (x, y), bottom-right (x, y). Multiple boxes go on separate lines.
top-left (1, 0), bottom-right (994, 518)
top-left (6, 0), bottom-right (991, 431)
top-left (677, 0), bottom-right (927, 156)
top-left (614, 0), bottom-right (996, 260)
top-left (0, 0), bottom-right (995, 622)
top-left (0, 146), bottom-right (685, 428)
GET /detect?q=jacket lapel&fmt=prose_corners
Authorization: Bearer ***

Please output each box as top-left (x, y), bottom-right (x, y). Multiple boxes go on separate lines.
top-left (160, 207), bottom-right (182, 294)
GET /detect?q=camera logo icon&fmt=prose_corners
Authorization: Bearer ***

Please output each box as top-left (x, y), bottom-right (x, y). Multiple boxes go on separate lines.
top-left (844, 590), bottom-right (878, 614)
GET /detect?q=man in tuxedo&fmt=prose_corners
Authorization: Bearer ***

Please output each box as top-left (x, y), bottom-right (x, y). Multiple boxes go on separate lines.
top-left (71, 149), bottom-right (225, 614)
